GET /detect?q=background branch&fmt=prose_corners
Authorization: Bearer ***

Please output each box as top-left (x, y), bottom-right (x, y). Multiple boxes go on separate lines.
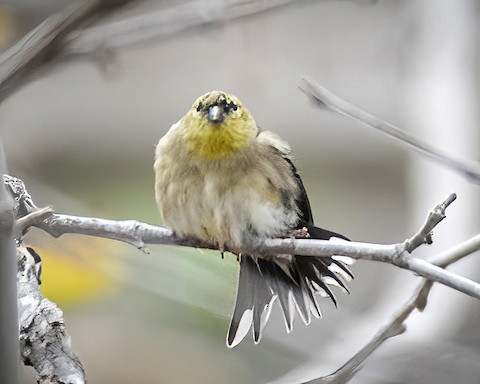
top-left (305, 224), bottom-right (480, 383)
top-left (0, 148), bottom-right (18, 383)
top-left (0, 0), bottom-right (138, 104)
top-left (65, 0), bottom-right (302, 55)
top-left (298, 78), bottom-right (480, 184)
top-left (428, 233), bottom-right (480, 268)
top-left (0, 0), bottom-right (303, 99)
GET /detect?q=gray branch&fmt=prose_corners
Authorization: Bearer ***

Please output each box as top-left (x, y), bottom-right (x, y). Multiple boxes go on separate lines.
top-left (65, 0), bottom-right (303, 55)
top-left (4, 2), bottom-right (477, 384)
top-left (298, 78), bottom-right (480, 184)
top-left (6, 175), bottom-right (480, 302)
top-left (428, 233), bottom-right (480, 268)
top-left (0, 1), bottom-right (141, 382)
top-left (305, 231), bottom-right (480, 384)
top-left (0, 0), bottom-right (139, 104)
top-left (0, 151), bottom-right (19, 383)
top-left (7, 175), bottom-right (479, 384)
top-left (2, 5), bottom-right (479, 383)
top-left (0, 0), bottom-right (303, 104)
top-left (39, 200), bottom-right (480, 300)
top-left (17, 245), bottom-right (85, 384)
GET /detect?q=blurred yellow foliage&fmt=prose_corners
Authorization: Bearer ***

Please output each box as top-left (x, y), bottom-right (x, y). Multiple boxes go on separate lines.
top-left (0, 9), bottom-right (18, 48)
top-left (32, 237), bottom-right (119, 307)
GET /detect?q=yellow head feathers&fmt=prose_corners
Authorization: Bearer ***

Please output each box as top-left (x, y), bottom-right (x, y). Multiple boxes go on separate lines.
top-left (180, 91), bottom-right (258, 159)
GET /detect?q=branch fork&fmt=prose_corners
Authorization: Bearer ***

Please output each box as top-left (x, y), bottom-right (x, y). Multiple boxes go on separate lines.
top-left (5, 178), bottom-right (479, 384)
top-left (7, 172), bottom-right (478, 301)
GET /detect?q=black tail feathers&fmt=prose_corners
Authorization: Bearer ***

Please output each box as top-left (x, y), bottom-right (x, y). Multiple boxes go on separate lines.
top-left (226, 233), bottom-right (353, 347)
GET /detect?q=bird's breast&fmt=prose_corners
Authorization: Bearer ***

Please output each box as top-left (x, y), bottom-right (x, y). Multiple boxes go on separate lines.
top-left (155, 156), bottom-right (298, 252)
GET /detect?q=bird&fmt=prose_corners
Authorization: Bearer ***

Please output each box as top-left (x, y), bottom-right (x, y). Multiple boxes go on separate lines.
top-left (154, 91), bottom-right (353, 347)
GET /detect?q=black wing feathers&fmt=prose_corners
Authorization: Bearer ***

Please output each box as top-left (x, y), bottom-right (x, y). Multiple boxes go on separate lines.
top-left (282, 156), bottom-right (314, 226)
top-left (283, 155), bottom-right (349, 241)
top-left (227, 146), bottom-right (352, 347)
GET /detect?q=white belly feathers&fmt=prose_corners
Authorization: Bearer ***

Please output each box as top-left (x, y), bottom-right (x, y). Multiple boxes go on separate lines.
top-left (158, 165), bottom-right (294, 251)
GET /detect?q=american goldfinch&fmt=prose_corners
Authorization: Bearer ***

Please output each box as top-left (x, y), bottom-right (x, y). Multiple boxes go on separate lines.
top-left (154, 91), bottom-right (352, 347)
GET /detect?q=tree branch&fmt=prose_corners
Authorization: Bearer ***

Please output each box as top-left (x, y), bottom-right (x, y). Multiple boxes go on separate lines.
top-left (35, 216), bottom-right (478, 300)
top-left (64, 0), bottom-right (302, 55)
top-left (403, 192), bottom-right (456, 252)
top-left (17, 245), bottom-right (85, 384)
top-left (428, 233), bottom-right (480, 268)
top-left (6, 2), bottom-right (477, 383)
top-left (0, 1), bottom-right (144, 381)
top-left (0, 0), bottom-right (139, 104)
top-left (6, 175), bottom-right (480, 302)
top-left (298, 78), bottom-right (480, 184)
top-left (0, 150), bottom-right (18, 383)
top-left (305, 227), bottom-right (480, 384)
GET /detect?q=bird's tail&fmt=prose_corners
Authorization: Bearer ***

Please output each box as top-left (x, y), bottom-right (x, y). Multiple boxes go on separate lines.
top-left (226, 230), bottom-right (353, 347)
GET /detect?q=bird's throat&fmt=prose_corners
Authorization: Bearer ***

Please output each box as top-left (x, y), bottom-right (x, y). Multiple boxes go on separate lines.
top-left (186, 122), bottom-right (251, 159)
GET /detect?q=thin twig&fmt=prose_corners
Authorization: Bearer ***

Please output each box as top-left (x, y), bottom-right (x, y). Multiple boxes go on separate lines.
top-left (298, 78), bottom-right (480, 184)
top-left (14, 206), bottom-right (53, 238)
top-left (404, 193), bottom-right (457, 252)
top-left (416, 235), bottom-right (480, 311)
top-left (304, 292), bottom-right (412, 384)
top-left (306, 223), bottom-right (480, 384)
top-left (428, 233), bottom-right (480, 268)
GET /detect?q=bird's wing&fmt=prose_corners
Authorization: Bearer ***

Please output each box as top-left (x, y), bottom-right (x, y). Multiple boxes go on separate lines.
top-left (257, 129), bottom-right (348, 238)
top-left (227, 130), bottom-right (353, 347)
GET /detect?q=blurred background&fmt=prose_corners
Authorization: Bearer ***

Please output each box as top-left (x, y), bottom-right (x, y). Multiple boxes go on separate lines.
top-left (1, 0), bottom-right (480, 383)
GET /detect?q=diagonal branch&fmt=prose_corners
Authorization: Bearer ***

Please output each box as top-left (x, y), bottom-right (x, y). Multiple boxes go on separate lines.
top-left (415, 233), bottom-right (480, 311)
top-left (304, 230), bottom-right (480, 384)
top-left (403, 192), bottom-right (457, 252)
top-left (298, 78), bottom-right (480, 184)
top-left (65, 0), bottom-right (303, 54)
top-left (0, 0), bottom-right (307, 107)
top-left (0, 0), bottom-right (139, 104)
top-left (428, 233), bottom-right (480, 268)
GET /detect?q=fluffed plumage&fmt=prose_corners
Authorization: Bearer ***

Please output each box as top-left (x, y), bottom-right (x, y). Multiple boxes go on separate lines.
top-left (154, 91), bottom-right (352, 347)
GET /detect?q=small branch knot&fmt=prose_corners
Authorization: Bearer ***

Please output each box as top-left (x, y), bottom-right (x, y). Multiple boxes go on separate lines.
top-left (393, 244), bottom-right (411, 267)
top-left (3, 174), bottom-right (38, 218)
top-left (425, 232), bottom-right (433, 245)
top-left (439, 193), bottom-right (457, 213)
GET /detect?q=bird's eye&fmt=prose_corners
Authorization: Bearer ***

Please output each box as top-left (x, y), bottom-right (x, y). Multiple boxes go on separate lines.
top-left (196, 102), bottom-right (203, 112)
top-left (226, 102), bottom-right (238, 112)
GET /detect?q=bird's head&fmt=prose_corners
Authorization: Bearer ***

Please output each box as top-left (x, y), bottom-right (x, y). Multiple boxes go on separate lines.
top-left (181, 91), bottom-right (258, 159)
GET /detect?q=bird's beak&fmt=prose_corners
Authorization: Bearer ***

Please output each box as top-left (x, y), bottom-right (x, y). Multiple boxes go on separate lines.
top-left (208, 105), bottom-right (225, 124)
